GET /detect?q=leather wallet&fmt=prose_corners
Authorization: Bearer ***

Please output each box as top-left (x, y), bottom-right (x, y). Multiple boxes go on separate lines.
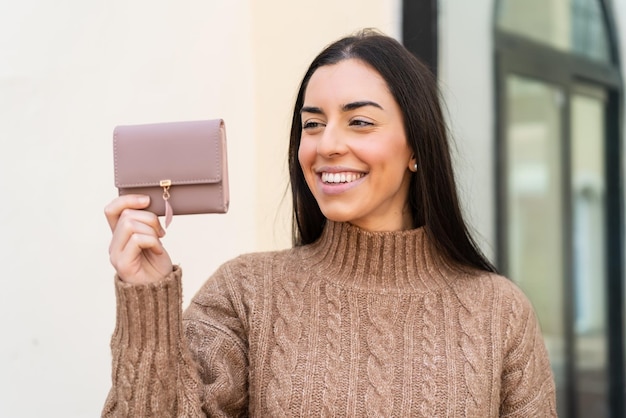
top-left (113, 119), bottom-right (229, 227)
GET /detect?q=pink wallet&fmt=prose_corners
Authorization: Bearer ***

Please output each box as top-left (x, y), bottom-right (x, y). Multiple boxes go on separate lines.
top-left (113, 119), bottom-right (229, 227)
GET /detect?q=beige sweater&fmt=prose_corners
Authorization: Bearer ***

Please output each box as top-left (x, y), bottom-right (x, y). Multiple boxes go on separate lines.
top-left (103, 221), bottom-right (557, 417)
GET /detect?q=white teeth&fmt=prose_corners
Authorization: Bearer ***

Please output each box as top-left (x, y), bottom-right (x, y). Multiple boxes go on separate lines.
top-left (321, 172), bottom-right (365, 184)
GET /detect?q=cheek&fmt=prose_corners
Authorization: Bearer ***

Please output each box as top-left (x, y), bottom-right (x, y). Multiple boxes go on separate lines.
top-left (298, 140), bottom-right (314, 186)
top-left (357, 142), bottom-right (411, 182)
top-left (298, 138), bottom-right (315, 169)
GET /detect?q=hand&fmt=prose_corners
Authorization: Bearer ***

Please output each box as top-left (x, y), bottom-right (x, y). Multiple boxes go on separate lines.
top-left (105, 195), bottom-right (173, 285)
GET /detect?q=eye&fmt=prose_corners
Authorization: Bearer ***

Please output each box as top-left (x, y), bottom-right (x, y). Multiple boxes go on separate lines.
top-left (302, 120), bottom-right (325, 130)
top-left (349, 119), bottom-right (374, 127)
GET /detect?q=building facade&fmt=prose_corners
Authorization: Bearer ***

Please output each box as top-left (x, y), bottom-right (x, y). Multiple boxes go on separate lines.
top-left (404, 0), bottom-right (625, 416)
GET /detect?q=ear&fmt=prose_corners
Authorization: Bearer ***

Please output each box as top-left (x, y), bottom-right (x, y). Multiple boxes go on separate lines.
top-left (408, 156), bottom-right (417, 172)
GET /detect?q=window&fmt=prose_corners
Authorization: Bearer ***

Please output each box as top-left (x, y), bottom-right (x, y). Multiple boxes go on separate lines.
top-left (497, 0), bottom-right (611, 62)
top-left (495, 0), bottom-right (624, 416)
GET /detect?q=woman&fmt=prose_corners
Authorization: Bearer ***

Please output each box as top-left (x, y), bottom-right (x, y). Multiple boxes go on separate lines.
top-left (103, 30), bottom-right (557, 417)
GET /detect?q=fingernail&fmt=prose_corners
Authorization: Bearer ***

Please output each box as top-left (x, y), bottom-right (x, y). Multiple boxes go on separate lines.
top-left (159, 227), bottom-right (166, 237)
top-left (139, 196), bottom-right (149, 204)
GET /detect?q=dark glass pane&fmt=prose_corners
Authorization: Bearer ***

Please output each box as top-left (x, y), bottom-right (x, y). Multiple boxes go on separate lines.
top-left (497, 0), bottom-right (611, 63)
top-left (571, 0), bottom-right (611, 62)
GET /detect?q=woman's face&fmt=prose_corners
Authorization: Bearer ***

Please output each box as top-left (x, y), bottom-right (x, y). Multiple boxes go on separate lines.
top-left (298, 58), bottom-right (416, 232)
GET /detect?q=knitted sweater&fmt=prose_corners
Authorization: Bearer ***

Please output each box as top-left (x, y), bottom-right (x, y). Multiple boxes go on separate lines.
top-left (103, 221), bottom-right (557, 417)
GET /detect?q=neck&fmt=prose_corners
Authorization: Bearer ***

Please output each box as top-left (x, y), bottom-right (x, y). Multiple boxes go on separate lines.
top-left (302, 221), bottom-right (456, 293)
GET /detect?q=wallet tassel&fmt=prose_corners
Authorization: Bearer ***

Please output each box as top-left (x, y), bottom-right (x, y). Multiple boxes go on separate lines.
top-left (160, 179), bottom-right (173, 228)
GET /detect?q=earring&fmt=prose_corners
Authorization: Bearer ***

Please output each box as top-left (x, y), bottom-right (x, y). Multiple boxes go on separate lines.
top-left (413, 163), bottom-right (418, 171)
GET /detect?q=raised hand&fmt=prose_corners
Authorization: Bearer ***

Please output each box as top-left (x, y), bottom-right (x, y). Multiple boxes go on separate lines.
top-left (105, 195), bottom-right (173, 285)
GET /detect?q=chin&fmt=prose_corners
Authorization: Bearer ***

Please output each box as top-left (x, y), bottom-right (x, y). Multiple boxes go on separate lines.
top-left (319, 208), bottom-right (357, 224)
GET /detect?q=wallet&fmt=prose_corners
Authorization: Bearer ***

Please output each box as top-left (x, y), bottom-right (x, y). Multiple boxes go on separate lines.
top-left (113, 119), bottom-right (229, 227)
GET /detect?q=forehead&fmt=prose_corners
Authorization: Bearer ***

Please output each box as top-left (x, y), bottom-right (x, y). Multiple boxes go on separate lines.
top-left (303, 59), bottom-right (392, 104)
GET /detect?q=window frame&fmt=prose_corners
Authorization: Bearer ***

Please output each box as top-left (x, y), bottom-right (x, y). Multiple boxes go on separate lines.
top-left (494, 0), bottom-right (624, 416)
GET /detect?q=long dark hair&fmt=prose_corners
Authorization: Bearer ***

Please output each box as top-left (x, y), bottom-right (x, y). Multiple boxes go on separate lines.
top-left (288, 30), bottom-right (497, 273)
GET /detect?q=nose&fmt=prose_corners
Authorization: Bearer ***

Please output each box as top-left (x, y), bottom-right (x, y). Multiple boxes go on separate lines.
top-left (317, 123), bottom-right (347, 158)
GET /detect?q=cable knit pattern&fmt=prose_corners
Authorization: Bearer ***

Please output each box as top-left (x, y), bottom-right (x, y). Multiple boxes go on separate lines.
top-left (420, 292), bottom-right (439, 417)
top-left (504, 292), bottom-right (521, 352)
top-left (365, 295), bottom-right (397, 417)
top-left (458, 276), bottom-right (487, 416)
top-left (103, 221), bottom-right (558, 417)
top-left (501, 291), bottom-right (523, 397)
top-left (103, 268), bottom-right (203, 417)
top-left (267, 274), bottom-right (304, 417)
top-left (321, 283), bottom-right (342, 417)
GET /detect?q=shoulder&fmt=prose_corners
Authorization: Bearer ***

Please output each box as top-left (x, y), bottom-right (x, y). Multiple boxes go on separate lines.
top-left (450, 268), bottom-right (534, 311)
top-left (192, 247), bottom-right (301, 299)
top-left (489, 272), bottom-right (534, 309)
top-left (216, 247), bottom-right (302, 280)
top-left (185, 248), bottom-right (299, 333)
top-left (459, 270), bottom-right (545, 349)
top-left (445, 269), bottom-right (539, 339)
top-left (487, 273), bottom-right (537, 320)
top-left (446, 269), bottom-right (548, 364)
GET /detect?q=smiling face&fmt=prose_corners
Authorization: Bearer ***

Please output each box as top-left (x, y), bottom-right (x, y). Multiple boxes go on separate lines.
top-left (297, 59), bottom-right (417, 232)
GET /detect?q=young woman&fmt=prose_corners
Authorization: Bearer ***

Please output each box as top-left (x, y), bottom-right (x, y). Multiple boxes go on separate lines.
top-left (103, 30), bottom-right (557, 417)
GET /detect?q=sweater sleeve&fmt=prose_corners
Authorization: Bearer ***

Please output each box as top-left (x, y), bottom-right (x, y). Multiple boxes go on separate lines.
top-left (102, 267), bottom-right (204, 417)
top-left (499, 285), bottom-right (558, 418)
top-left (102, 265), bottom-right (249, 417)
top-left (182, 262), bottom-right (250, 417)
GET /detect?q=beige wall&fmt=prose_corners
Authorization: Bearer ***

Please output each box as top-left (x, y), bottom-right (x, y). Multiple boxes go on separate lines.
top-left (438, 0), bottom-right (497, 259)
top-left (251, 1), bottom-right (401, 250)
top-left (0, 1), bottom-right (399, 416)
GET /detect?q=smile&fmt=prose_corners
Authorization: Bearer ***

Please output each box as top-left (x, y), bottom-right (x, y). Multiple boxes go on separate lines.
top-left (321, 172), bottom-right (366, 184)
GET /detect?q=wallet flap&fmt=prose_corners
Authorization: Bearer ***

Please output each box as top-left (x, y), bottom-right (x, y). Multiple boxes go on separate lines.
top-left (114, 119), bottom-right (225, 188)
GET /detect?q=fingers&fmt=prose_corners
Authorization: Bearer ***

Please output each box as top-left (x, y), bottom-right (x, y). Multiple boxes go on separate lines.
top-left (107, 199), bottom-right (165, 263)
top-left (108, 212), bottom-right (167, 280)
top-left (105, 194), bottom-right (173, 284)
top-left (108, 209), bottom-right (164, 255)
top-left (113, 233), bottom-right (165, 274)
top-left (104, 194), bottom-right (152, 232)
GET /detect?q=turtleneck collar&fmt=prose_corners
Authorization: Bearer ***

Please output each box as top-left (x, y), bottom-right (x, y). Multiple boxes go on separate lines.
top-left (301, 221), bottom-right (456, 294)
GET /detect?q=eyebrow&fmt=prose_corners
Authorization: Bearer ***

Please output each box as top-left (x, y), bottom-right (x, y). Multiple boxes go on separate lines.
top-left (300, 100), bottom-right (384, 115)
top-left (342, 100), bottom-right (383, 111)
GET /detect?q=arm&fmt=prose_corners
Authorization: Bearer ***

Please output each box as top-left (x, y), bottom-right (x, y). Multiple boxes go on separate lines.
top-left (102, 196), bottom-right (248, 417)
top-left (102, 266), bottom-right (249, 417)
top-left (182, 261), bottom-right (250, 417)
top-left (102, 267), bottom-right (204, 417)
top-left (499, 288), bottom-right (558, 417)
